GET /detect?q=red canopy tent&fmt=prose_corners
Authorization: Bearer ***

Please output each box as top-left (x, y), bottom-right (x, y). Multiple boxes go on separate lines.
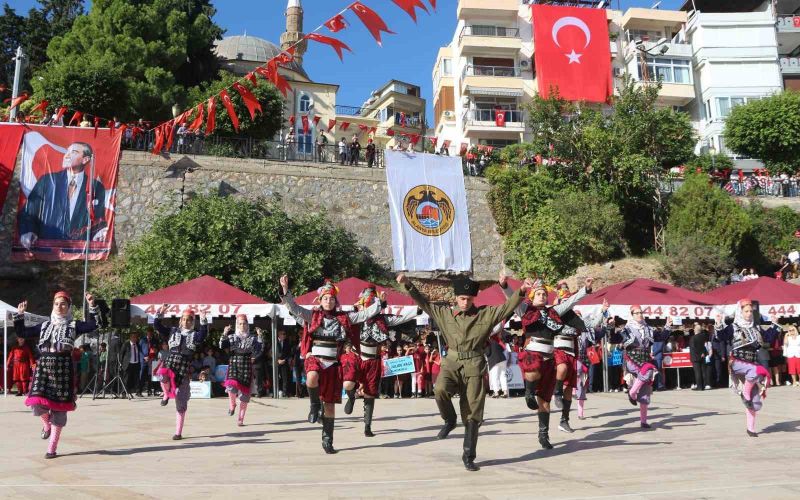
top-left (473, 278), bottom-right (562, 307)
top-left (574, 278), bottom-right (719, 320)
top-left (130, 275), bottom-right (275, 319)
top-left (704, 277), bottom-right (800, 319)
top-left (277, 277), bottom-right (420, 324)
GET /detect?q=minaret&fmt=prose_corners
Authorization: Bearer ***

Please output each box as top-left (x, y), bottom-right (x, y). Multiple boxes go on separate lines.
top-left (280, 0), bottom-right (306, 65)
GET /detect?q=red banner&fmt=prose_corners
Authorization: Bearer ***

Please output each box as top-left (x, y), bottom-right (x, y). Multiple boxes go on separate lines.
top-left (13, 125), bottom-right (121, 261)
top-left (662, 351), bottom-right (692, 369)
top-left (495, 108), bottom-right (506, 127)
top-left (0, 124), bottom-right (25, 215)
top-left (532, 4), bottom-right (612, 103)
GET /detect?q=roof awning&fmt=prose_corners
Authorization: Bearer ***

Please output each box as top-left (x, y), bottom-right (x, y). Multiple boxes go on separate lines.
top-left (465, 87), bottom-right (523, 97)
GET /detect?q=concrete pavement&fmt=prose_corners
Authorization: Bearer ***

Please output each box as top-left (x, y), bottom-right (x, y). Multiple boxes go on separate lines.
top-left (1, 387), bottom-right (799, 499)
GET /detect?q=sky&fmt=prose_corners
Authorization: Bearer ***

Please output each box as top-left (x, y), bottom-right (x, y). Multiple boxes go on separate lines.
top-left (8, 0), bottom-right (687, 120)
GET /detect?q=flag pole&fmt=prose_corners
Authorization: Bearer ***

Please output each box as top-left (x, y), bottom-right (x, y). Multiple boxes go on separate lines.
top-left (82, 153), bottom-right (96, 316)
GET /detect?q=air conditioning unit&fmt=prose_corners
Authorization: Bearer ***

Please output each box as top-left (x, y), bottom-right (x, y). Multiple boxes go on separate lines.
top-left (443, 111), bottom-right (454, 119)
top-left (613, 67), bottom-right (624, 77)
top-left (520, 60), bottom-right (529, 68)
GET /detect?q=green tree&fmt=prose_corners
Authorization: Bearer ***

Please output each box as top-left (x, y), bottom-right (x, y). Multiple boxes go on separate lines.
top-left (660, 235), bottom-right (732, 291)
top-left (665, 173), bottom-right (750, 260)
top-left (106, 195), bottom-right (385, 301)
top-left (685, 152), bottom-right (734, 174)
top-left (185, 71), bottom-right (283, 139)
top-left (724, 91), bottom-right (800, 172)
top-left (33, 0), bottom-right (223, 120)
top-left (739, 202), bottom-right (800, 271)
top-left (503, 189), bottom-right (625, 279)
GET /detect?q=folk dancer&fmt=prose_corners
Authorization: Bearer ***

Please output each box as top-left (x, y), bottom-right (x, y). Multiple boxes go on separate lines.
top-left (219, 315), bottom-right (263, 426)
top-left (13, 292), bottom-right (101, 458)
top-left (280, 275), bottom-right (380, 454)
top-left (399, 272), bottom-right (530, 471)
top-left (153, 305), bottom-right (209, 440)
top-left (504, 277), bottom-right (593, 449)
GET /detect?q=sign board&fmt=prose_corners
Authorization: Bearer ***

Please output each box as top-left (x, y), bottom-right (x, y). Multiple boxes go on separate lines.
top-left (189, 381), bottom-right (211, 399)
top-left (382, 355), bottom-right (416, 377)
top-left (506, 352), bottom-right (524, 390)
top-left (663, 351), bottom-right (692, 369)
top-left (609, 349), bottom-right (623, 366)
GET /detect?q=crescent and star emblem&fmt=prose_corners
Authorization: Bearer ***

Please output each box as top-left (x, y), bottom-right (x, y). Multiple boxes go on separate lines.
top-left (551, 16), bottom-right (591, 64)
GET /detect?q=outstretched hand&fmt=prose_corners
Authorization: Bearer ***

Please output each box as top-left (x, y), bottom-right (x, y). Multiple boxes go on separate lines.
top-left (279, 274), bottom-right (289, 294)
top-left (498, 270), bottom-right (508, 288)
top-left (396, 273), bottom-right (409, 286)
top-left (17, 300), bottom-right (27, 314)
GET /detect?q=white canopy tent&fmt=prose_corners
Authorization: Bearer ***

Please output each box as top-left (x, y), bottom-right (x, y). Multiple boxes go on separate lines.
top-left (2, 300), bottom-right (48, 398)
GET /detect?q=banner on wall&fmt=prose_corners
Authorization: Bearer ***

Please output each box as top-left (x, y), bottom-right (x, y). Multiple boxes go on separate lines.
top-left (11, 125), bottom-right (121, 261)
top-left (0, 124), bottom-right (25, 215)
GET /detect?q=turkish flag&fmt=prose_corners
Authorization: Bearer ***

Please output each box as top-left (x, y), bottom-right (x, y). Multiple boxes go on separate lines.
top-left (325, 14), bottom-right (347, 33)
top-left (301, 115), bottom-right (309, 134)
top-left (494, 108), bottom-right (506, 127)
top-left (327, 118), bottom-right (336, 131)
top-left (532, 4), bottom-right (612, 103)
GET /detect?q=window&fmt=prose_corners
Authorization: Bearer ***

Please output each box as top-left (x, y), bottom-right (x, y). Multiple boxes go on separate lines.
top-left (296, 127), bottom-right (312, 154)
top-left (716, 96), bottom-right (758, 118)
top-left (638, 58), bottom-right (691, 84)
top-left (478, 138), bottom-right (518, 148)
top-left (704, 100), bottom-right (711, 120)
top-left (442, 58), bottom-right (452, 76)
top-left (299, 94), bottom-right (311, 113)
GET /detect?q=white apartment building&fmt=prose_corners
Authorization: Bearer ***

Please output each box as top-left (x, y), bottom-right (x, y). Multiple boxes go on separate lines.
top-left (433, 0), bottom-right (791, 169)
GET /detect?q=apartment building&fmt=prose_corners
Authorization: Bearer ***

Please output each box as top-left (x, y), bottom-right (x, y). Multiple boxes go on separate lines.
top-left (433, 0), bottom-right (789, 168)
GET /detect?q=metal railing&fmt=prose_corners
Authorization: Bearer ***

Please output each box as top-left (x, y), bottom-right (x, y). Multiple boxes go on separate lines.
top-left (780, 57), bottom-right (800, 74)
top-left (463, 109), bottom-right (525, 125)
top-left (122, 130), bottom-right (385, 168)
top-left (463, 64), bottom-right (521, 78)
top-left (335, 105), bottom-right (372, 116)
top-left (777, 15), bottom-right (800, 31)
top-left (459, 25), bottom-right (520, 42)
top-left (390, 114), bottom-right (423, 128)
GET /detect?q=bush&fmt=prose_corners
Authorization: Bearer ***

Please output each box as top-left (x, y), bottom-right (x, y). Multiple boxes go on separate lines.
top-left (660, 235), bottom-right (732, 291)
top-left (503, 189), bottom-right (625, 279)
top-left (739, 202), bottom-right (800, 271)
top-left (665, 173), bottom-right (750, 259)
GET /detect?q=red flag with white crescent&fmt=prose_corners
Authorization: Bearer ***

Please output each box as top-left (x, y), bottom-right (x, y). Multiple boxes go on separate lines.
top-left (328, 119), bottom-right (336, 131)
top-left (301, 115), bottom-right (310, 134)
top-left (187, 103), bottom-right (205, 131)
top-left (304, 33), bottom-right (352, 61)
top-left (232, 82), bottom-right (262, 120)
top-left (206, 96), bottom-right (216, 135)
top-left (340, 121), bottom-right (350, 131)
top-left (219, 89), bottom-right (240, 133)
top-left (68, 111), bottom-right (83, 127)
top-left (494, 107), bottom-right (506, 127)
top-left (9, 92), bottom-right (29, 111)
top-left (313, 116), bottom-right (321, 126)
top-left (350, 2), bottom-right (395, 47)
top-left (53, 106), bottom-right (68, 125)
top-left (391, 0), bottom-right (428, 22)
top-left (325, 14), bottom-right (347, 33)
top-left (531, 4), bottom-right (612, 102)
top-left (30, 99), bottom-right (48, 116)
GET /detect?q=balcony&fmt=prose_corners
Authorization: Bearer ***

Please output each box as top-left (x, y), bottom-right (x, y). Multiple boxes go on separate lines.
top-left (459, 25), bottom-right (521, 55)
top-left (633, 80), bottom-right (695, 106)
top-left (335, 105), bottom-right (371, 116)
top-left (457, 0), bottom-right (519, 20)
top-left (462, 109), bottom-right (525, 137)
top-left (461, 64), bottom-right (524, 94)
top-left (624, 40), bottom-right (692, 61)
top-left (780, 57), bottom-right (800, 74)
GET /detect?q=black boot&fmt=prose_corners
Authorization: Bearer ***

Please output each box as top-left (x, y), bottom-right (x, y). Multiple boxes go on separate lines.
top-left (364, 398), bottom-right (376, 437)
top-left (344, 389), bottom-right (356, 415)
top-left (524, 380), bottom-right (539, 411)
top-left (462, 421), bottom-right (480, 471)
top-left (558, 399), bottom-right (573, 433)
top-left (321, 416), bottom-right (337, 454)
top-left (435, 395), bottom-right (458, 439)
top-left (553, 380), bottom-right (564, 410)
top-left (538, 411), bottom-right (553, 449)
top-left (308, 386), bottom-right (322, 424)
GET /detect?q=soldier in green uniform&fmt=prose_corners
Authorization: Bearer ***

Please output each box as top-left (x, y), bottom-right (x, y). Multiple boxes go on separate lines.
top-left (396, 272), bottom-right (531, 471)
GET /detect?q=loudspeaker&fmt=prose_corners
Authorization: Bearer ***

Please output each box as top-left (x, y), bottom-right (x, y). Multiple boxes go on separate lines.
top-left (751, 300), bottom-right (762, 325)
top-left (111, 298), bottom-right (131, 328)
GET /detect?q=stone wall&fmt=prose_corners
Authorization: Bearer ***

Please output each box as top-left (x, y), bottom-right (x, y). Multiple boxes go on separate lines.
top-left (0, 151), bottom-right (505, 285)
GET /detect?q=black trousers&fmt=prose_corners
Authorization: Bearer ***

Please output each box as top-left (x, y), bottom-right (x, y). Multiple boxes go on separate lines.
top-left (691, 361), bottom-right (713, 388)
top-left (277, 362), bottom-right (290, 395)
top-left (125, 363), bottom-right (141, 393)
top-left (253, 359), bottom-right (266, 396)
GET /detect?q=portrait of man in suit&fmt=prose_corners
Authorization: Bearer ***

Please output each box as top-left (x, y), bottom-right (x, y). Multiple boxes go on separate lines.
top-left (17, 141), bottom-right (107, 249)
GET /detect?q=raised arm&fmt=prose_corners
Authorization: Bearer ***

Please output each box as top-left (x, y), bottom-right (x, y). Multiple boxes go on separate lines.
top-left (489, 284), bottom-right (526, 326)
top-left (553, 278), bottom-right (593, 316)
top-left (501, 281), bottom-right (529, 317)
top-left (279, 275), bottom-right (313, 326)
top-left (195, 315), bottom-right (209, 344)
top-left (219, 327), bottom-right (231, 349)
top-left (12, 301), bottom-right (44, 339)
top-left (75, 294), bottom-right (101, 334)
top-left (153, 304), bottom-right (172, 338)
top-left (398, 273), bottom-right (448, 331)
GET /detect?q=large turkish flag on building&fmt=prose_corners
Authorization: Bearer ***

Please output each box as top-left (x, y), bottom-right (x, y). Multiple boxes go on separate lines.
top-left (532, 4), bottom-right (612, 103)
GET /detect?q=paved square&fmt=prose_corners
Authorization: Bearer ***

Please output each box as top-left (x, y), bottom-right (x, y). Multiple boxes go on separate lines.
top-left (1, 387), bottom-right (799, 499)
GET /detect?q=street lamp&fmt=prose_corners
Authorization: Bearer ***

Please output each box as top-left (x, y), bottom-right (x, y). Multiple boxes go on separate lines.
top-left (635, 38), bottom-right (669, 82)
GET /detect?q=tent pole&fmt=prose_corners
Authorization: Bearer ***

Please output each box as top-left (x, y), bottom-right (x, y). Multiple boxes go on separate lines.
top-left (3, 318), bottom-right (7, 398)
top-left (271, 308), bottom-right (278, 400)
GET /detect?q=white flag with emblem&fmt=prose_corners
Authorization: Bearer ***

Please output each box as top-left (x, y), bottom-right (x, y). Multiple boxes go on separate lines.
top-left (385, 150), bottom-right (472, 272)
